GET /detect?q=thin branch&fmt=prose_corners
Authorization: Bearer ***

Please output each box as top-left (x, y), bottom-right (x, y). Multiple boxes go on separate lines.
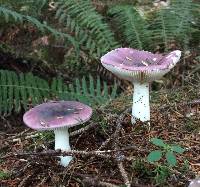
top-left (1, 145), bottom-right (143, 160)
top-left (6, 122), bottom-right (97, 143)
top-left (117, 162), bottom-right (131, 187)
top-left (111, 108), bottom-right (132, 186)
top-left (1, 149), bottom-right (110, 159)
top-left (70, 123), bottom-right (97, 137)
top-left (82, 176), bottom-right (119, 187)
top-left (98, 107), bottom-right (131, 150)
top-left (157, 98), bottom-right (200, 110)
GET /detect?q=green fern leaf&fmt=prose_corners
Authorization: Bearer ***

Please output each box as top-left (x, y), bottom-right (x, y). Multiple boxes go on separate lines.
top-left (0, 6), bottom-right (79, 54)
top-left (0, 70), bottom-right (118, 116)
top-left (109, 5), bottom-right (150, 49)
top-left (55, 0), bottom-right (119, 57)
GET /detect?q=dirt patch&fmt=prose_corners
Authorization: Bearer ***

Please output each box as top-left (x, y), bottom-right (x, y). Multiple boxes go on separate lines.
top-left (0, 85), bottom-right (200, 187)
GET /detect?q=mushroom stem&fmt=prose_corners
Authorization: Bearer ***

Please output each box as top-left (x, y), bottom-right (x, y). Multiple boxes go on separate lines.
top-left (54, 128), bottom-right (72, 167)
top-left (132, 82), bottom-right (150, 124)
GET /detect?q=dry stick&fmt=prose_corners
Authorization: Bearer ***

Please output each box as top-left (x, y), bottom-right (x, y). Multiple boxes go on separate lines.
top-left (113, 108), bottom-right (131, 141)
top-left (6, 122), bottom-right (97, 143)
top-left (117, 162), bottom-right (131, 187)
top-left (6, 129), bottom-right (31, 141)
top-left (18, 174), bottom-right (31, 187)
top-left (70, 122), bottom-right (97, 137)
top-left (157, 98), bottom-right (200, 110)
top-left (36, 177), bottom-right (48, 187)
top-left (98, 107), bottom-right (132, 151)
top-left (1, 150), bottom-right (110, 159)
top-left (65, 121), bottom-right (103, 186)
top-left (98, 135), bottom-right (113, 151)
top-left (116, 154), bottom-right (131, 186)
top-left (82, 176), bottom-right (119, 187)
top-left (75, 173), bottom-right (119, 187)
top-left (112, 108), bottom-right (132, 187)
top-left (1, 146), bottom-right (142, 160)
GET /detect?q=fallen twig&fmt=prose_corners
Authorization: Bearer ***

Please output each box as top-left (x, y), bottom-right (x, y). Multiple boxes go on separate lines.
top-left (98, 107), bottom-right (131, 150)
top-left (111, 108), bottom-right (132, 186)
top-left (70, 122), bottom-right (97, 137)
top-left (1, 145), bottom-right (143, 160)
top-left (18, 174), bottom-right (31, 187)
top-left (82, 176), bottom-right (119, 187)
top-left (6, 122), bottom-right (97, 143)
top-left (1, 149), bottom-right (110, 159)
top-left (75, 173), bottom-right (120, 187)
top-left (157, 98), bottom-right (200, 110)
top-left (6, 129), bottom-right (32, 141)
top-left (117, 162), bottom-right (131, 187)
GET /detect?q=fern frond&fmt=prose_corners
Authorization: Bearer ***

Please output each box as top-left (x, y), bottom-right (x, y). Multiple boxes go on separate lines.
top-left (0, 70), bottom-right (118, 116)
top-left (0, 0), bottom-right (48, 17)
top-left (55, 0), bottom-right (119, 58)
top-left (150, 0), bottom-right (197, 49)
top-left (108, 5), bottom-right (150, 49)
top-left (0, 6), bottom-right (78, 53)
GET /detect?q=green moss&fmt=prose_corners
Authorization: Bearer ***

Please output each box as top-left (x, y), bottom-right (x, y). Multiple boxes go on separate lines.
top-left (0, 170), bottom-right (10, 180)
top-left (183, 119), bottom-right (199, 132)
top-left (153, 165), bottom-right (171, 186)
top-left (132, 159), bottom-right (152, 178)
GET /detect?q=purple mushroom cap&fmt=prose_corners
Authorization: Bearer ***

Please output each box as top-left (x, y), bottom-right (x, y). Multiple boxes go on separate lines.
top-left (23, 101), bottom-right (92, 130)
top-left (101, 48), bottom-right (181, 82)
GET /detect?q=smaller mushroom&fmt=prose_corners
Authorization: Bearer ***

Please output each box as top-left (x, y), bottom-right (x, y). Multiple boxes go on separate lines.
top-left (23, 101), bottom-right (92, 167)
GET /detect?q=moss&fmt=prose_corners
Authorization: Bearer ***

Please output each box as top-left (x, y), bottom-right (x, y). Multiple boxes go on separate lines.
top-left (183, 119), bottom-right (199, 132)
top-left (0, 170), bottom-right (10, 180)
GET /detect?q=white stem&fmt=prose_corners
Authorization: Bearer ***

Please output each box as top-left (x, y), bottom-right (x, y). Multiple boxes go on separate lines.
top-left (54, 128), bottom-right (72, 167)
top-left (132, 82), bottom-right (150, 124)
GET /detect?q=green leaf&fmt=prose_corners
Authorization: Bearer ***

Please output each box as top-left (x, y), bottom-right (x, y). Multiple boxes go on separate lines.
top-left (147, 150), bottom-right (162, 163)
top-left (151, 138), bottom-right (166, 147)
top-left (171, 145), bottom-right (185, 154)
top-left (0, 70), bottom-right (118, 116)
top-left (166, 151), bottom-right (177, 166)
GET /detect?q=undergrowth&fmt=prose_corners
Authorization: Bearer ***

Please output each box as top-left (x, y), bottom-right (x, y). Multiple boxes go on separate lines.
top-left (0, 70), bottom-right (118, 116)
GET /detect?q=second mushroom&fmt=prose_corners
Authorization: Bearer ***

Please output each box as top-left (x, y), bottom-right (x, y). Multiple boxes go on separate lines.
top-left (23, 101), bottom-right (92, 167)
top-left (101, 48), bottom-right (181, 124)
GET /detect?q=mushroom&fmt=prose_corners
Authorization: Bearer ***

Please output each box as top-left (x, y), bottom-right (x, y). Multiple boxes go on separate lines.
top-left (101, 48), bottom-right (181, 124)
top-left (23, 101), bottom-right (92, 167)
top-left (188, 178), bottom-right (200, 187)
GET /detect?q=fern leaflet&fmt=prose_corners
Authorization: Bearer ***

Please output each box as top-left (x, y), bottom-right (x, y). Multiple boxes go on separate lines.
top-left (0, 6), bottom-right (79, 53)
top-left (108, 5), bottom-right (150, 49)
top-left (55, 0), bottom-right (119, 58)
top-left (0, 70), bottom-right (118, 116)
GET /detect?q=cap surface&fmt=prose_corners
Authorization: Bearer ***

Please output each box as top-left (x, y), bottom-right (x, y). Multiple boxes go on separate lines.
top-left (101, 48), bottom-right (181, 82)
top-left (23, 101), bottom-right (92, 130)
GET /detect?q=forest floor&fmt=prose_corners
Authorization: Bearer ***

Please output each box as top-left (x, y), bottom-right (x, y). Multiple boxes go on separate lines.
top-left (0, 84), bottom-right (200, 187)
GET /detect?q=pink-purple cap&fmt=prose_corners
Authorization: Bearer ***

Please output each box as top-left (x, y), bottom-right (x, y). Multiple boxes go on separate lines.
top-left (101, 48), bottom-right (181, 82)
top-left (23, 101), bottom-right (92, 130)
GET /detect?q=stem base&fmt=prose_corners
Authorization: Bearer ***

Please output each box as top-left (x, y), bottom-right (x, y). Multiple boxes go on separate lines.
top-left (54, 128), bottom-right (72, 167)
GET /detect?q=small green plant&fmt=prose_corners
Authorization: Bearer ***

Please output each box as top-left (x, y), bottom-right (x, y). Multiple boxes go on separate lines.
top-left (179, 159), bottom-right (190, 174)
top-left (132, 159), bottom-right (151, 178)
top-left (147, 138), bottom-right (185, 166)
top-left (153, 165), bottom-right (171, 185)
top-left (0, 170), bottom-right (10, 180)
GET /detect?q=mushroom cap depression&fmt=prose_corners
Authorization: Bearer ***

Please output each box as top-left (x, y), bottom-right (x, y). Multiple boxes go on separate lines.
top-left (101, 48), bottom-right (181, 82)
top-left (23, 101), bottom-right (92, 130)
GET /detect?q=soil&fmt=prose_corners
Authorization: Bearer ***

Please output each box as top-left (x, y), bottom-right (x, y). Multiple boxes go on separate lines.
top-left (0, 84), bottom-right (199, 187)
